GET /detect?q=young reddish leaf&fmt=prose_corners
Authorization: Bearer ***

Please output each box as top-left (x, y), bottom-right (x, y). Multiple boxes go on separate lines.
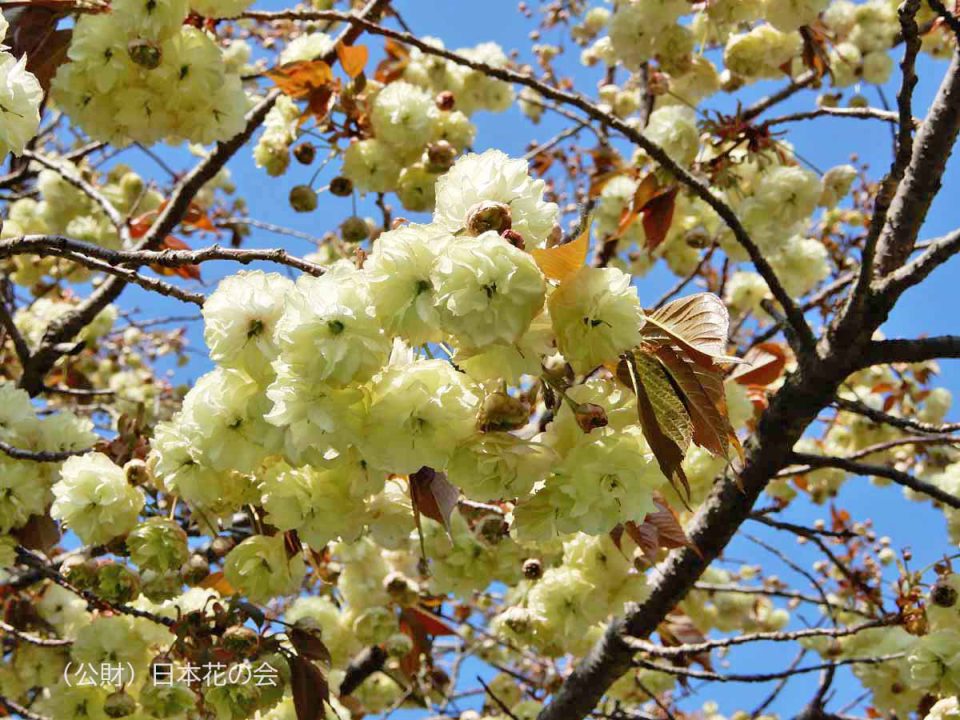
top-left (655, 344), bottom-right (733, 459)
top-left (641, 186), bottom-right (679, 251)
top-left (531, 228), bottom-right (589, 283)
top-left (374, 38), bottom-right (410, 84)
top-left (404, 605), bottom-right (459, 637)
top-left (266, 60), bottom-right (334, 99)
top-left (730, 342), bottom-right (790, 387)
top-left (13, 513), bottom-right (59, 555)
top-left (336, 43), bottom-right (369, 79)
top-left (199, 571), bottom-right (236, 596)
top-left (642, 293), bottom-right (738, 367)
top-left (290, 626), bottom-right (332, 668)
top-left (290, 655), bottom-right (329, 720)
top-left (150, 236), bottom-right (201, 281)
top-left (409, 466), bottom-right (459, 534)
top-left (182, 203), bottom-right (218, 234)
top-left (128, 209), bottom-right (159, 239)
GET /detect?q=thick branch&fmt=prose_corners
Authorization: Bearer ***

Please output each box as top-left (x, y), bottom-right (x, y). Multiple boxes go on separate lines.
top-left (874, 50), bottom-right (960, 275)
top-left (861, 335), bottom-right (960, 366)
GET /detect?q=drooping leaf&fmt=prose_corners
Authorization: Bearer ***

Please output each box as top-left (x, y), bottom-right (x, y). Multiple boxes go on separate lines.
top-left (624, 495), bottom-right (694, 563)
top-left (619, 350), bottom-right (692, 506)
top-left (730, 342), bottom-right (790, 387)
top-left (13, 513), bottom-right (59, 554)
top-left (655, 344), bottom-right (732, 459)
top-left (290, 655), bottom-right (329, 720)
top-left (642, 293), bottom-right (737, 367)
top-left (614, 173), bottom-right (658, 239)
top-left (290, 626), bottom-right (332, 669)
top-left (530, 228), bottom-right (589, 283)
top-left (404, 605), bottom-right (459, 637)
top-left (409, 466), bottom-right (459, 534)
top-left (658, 613), bottom-right (714, 671)
top-left (266, 60), bottom-right (334, 99)
top-left (336, 43), bottom-right (369, 79)
top-left (641, 186), bottom-right (679, 251)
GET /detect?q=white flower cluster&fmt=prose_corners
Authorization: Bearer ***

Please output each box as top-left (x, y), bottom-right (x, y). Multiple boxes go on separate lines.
top-left (0, 383), bottom-right (97, 536)
top-left (0, 10), bottom-right (42, 158)
top-left (147, 150), bottom-right (675, 611)
top-left (51, 0), bottom-right (250, 145)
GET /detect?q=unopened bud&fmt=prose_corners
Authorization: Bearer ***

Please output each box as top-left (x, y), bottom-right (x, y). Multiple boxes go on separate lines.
top-left (128, 39), bottom-right (162, 69)
top-left (478, 391), bottom-right (529, 431)
top-left (341, 215), bottom-right (370, 243)
top-left (501, 229), bottom-right (525, 250)
top-left (436, 91), bottom-right (456, 111)
top-left (289, 185), bottom-right (318, 213)
top-left (181, 554), bottom-right (210, 585)
top-left (384, 572), bottom-right (419, 605)
top-left (574, 402), bottom-right (608, 434)
top-left (466, 201), bottom-right (512, 236)
top-left (211, 535), bottom-right (235, 559)
top-left (931, 580), bottom-right (958, 608)
top-left (329, 176), bottom-right (353, 197)
top-left (104, 690), bottom-right (137, 718)
top-left (125, 458), bottom-right (149, 486)
top-left (425, 140), bottom-right (457, 173)
top-left (293, 143), bottom-right (317, 165)
top-left (222, 626), bottom-right (260, 658)
top-left (522, 558), bottom-right (543, 580)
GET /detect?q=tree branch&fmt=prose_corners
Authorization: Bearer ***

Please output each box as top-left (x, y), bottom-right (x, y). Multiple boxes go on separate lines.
top-left (833, 396), bottom-right (960, 434)
top-left (790, 451), bottom-right (960, 509)
top-left (860, 335), bottom-right (960, 366)
top-left (243, 8), bottom-right (817, 353)
top-left (633, 654), bottom-right (904, 684)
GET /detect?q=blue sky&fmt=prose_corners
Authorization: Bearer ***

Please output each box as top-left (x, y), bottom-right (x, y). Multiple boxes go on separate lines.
top-left (102, 1), bottom-right (960, 717)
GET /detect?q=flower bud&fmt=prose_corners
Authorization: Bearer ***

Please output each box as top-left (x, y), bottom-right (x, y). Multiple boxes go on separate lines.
top-left (289, 185), bottom-right (318, 213)
top-left (574, 402), bottom-right (608, 434)
top-left (124, 458), bottom-right (150, 487)
top-left (222, 626), bottom-right (260, 658)
top-left (211, 535), bottom-right (236, 558)
top-left (478, 391), bottom-right (529, 431)
top-left (64, 557), bottom-right (99, 590)
top-left (341, 215), bottom-right (370, 243)
top-left (436, 91), bottom-right (456, 111)
top-left (931, 580), bottom-right (958, 608)
top-left (522, 558), bottom-right (543, 580)
top-left (383, 572), bottom-right (419, 606)
top-left (97, 563), bottom-right (141, 604)
top-left (385, 632), bottom-right (414, 657)
top-left (128, 39), bottom-right (162, 70)
top-left (181, 554), bottom-right (210, 585)
top-left (104, 690), bottom-right (137, 718)
top-left (293, 143), bottom-right (317, 165)
top-left (465, 201), bottom-right (512, 236)
top-left (425, 140), bottom-right (457, 173)
top-left (501, 229), bottom-right (525, 250)
top-left (329, 176), bottom-right (353, 197)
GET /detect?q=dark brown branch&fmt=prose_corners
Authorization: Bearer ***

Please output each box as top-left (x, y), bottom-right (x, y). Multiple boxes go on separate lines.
top-left (833, 396), bottom-right (960, 434)
top-left (633, 654), bottom-right (904, 683)
top-left (860, 335), bottom-right (960, 366)
top-left (339, 645), bottom-right (387, 696)
top-left (0, 438), bottom-right (93, 463)
top-left (790, 451), bottom-right (960, 509)
top-left (0, 235), bottom-right (326, 277)
top-left (625, 619), bottom-right (890, 658)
